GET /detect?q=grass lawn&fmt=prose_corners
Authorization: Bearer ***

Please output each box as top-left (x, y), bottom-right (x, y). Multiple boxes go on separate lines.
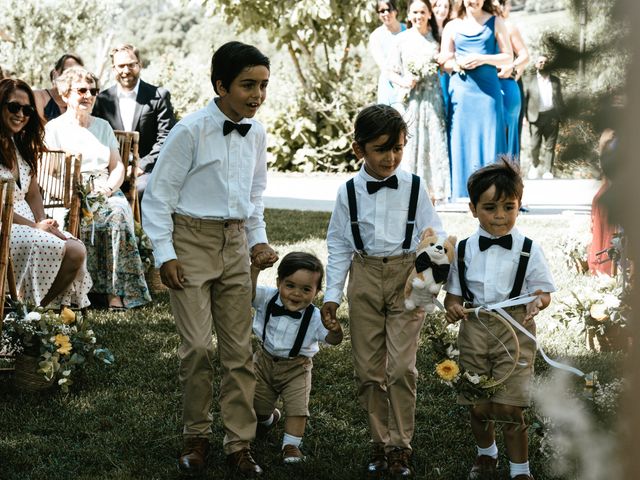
top-left (0, 209), bottom-right (624, 479)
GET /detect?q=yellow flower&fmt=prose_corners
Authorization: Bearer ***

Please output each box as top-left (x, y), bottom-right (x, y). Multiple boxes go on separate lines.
top-left (60, 307), bottom-right (76, 325)
top-left (55, 334), bottom-right (72, 355)
top-left (436, 359), bottom-right (460, 382)
top-left (82, 208), bottom-right (93, 220)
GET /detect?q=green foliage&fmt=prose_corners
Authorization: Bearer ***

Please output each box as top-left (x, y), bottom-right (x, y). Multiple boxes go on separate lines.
top-left (0, 0), bottom-right (111, 87)
top-left (209, 0), bottom-right (379, 171)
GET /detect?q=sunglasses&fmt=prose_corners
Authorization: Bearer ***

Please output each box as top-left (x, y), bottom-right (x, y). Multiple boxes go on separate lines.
top-left (5, 102), bottom-right (35, 117)
top-left (378, 8), bottom-right (391, 13)
top-left (75, 87), bottom-right (100, 96)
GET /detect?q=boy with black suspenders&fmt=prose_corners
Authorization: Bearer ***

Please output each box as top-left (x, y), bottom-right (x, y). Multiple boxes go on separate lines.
top-left (322, 105), bottom-right (445, 478)
top-left (444, 158), bottom-right (555, 480)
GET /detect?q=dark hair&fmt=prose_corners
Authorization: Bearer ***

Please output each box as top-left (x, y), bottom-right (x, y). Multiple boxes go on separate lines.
top-left (49, 53), bottom-right (84, 82)
top-left (277, 252), bottom-right (324, 291)
top-left (0, 78), bottom-right (44, 175)
top-left (467, 155), bottom-right (523, 206)
top-left (376, 0), bottom-right (398, 12)
top-left (407, 0), bottom-right (441, 43)
top-left (456, 0), bottom-right (499, 18)
top-left (210, 41), bottom-right (270, 94)
top-left (354, 104), bottom-right (407, 151)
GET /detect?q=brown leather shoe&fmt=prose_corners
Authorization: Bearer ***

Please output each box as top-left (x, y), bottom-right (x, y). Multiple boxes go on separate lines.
top-left (282, 444), bottom-right (306, 464)
top-left (177, 437), bottom-right (210, 476)
top-left (256, 408), bottom-right (281, 437)
top-left (366, 443), bottom-right (388, 477)
top-left (226, 448), bottom-right (263, 478)
top-left (388, 447), bottom-right (413, 478)
top-left (468, 455), bottom-right (498, 479)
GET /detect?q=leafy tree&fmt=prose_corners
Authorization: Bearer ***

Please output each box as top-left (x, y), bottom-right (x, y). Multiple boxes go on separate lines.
top-left (208, 0), bottom-right (379, 171)
top-left (0, 0), bottom-right (110, 87)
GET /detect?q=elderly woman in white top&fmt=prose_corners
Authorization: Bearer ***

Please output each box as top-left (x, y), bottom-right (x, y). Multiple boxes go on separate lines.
top-left (45, 67), bottom-right (150, 310)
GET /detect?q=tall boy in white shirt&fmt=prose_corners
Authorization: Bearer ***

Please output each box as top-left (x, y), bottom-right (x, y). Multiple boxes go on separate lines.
top-left (444, 158), bottom-right (555, 480)
top-left (142, 41), bottom-right (278, 478)
top-left (321, 104), bottom-right (445, 478)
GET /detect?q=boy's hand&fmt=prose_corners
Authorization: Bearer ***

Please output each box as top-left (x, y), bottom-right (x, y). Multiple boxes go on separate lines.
top-left (524, 295), bottom-right (544, 326)
top-left (445, 303), bottom-right (467, 324)
top-left (160, 259), bottom-right (185, 290)
top-left (321, 302), bottom-right (339, 325)
top-left (251, 243), bottom-right (278, 270)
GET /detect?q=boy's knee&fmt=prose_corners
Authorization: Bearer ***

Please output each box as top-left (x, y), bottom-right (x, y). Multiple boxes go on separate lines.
top-left (470, 403), bottom-right (492, 421)
top-left (491, 403), bottom-right (525, 425)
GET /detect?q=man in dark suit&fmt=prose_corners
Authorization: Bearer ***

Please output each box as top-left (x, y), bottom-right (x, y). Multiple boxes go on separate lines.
top-left (523, 55), bottom-right (564, 179)
top-left (93, 44), bottom-right (176, 197)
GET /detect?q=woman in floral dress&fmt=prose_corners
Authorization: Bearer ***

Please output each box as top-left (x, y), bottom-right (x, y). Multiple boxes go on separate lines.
top-left (45, 67), bottom-right (150, 309)
top-left (389, 0), bottom-right (450, 203)
top-left (0, 78), bottom-right (92, 308)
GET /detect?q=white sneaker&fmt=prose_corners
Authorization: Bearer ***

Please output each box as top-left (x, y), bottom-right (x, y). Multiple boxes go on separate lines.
top-left (527, 167), bottom-right (540, 180)
top-left (542, 171), bottom-right (554, 180)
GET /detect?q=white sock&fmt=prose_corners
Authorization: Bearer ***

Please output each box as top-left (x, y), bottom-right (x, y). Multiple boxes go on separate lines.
top-left (259, 414), bottom-right (274, 426)
top-left (510, 461), bottom-right (530, 478)
top-left (282, 433), bottom-right (302, 450)
top-left (477, 441), bottom-right (498, 459)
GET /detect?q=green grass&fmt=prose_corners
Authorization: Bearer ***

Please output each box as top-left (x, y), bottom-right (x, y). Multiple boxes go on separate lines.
top-left (0, 209), bottom-right (623, 479)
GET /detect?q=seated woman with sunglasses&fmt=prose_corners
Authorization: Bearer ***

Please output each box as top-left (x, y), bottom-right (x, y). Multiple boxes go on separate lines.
top-left (45, 67), bottom-right (150, 310)
top-left (0, 78), bottom-right (92, 308)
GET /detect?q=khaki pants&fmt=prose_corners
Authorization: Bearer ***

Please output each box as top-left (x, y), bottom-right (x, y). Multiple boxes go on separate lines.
top-left (347, 253), bottom-right (424, 451)
top-left (170, 214), bottom-right (256, 455)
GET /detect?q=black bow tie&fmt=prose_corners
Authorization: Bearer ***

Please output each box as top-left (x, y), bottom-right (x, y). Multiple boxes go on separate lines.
top-left (479, 234), bottom-right (513, 251)
top-left (366, 175), bottom-right (398, 194)
top-left (270, 303), bottom-right (302, 319)
top-left (223, 120), bottom-right (251, 137)
top-left (415, 252), bottom-right (451, 283)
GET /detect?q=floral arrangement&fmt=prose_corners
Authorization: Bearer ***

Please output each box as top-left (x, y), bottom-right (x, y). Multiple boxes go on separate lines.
top-left (1, 302), bottom-right (114, 392)
top-left (556, 231), bottom-right (591, 274)
top-left (399, 57), bottom-right (440, 102)
top-left (425, 317), bottom-right (503, 402)
top-left (134, 221), bottom-right (154, 273)
top-left (553, 274), bottom-right (629, 336)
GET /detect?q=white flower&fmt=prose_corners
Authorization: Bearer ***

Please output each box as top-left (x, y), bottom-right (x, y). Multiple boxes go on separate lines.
top-left (446, 345), bottom-right (459, 358)
top-left (58, 378), bottom-right (69, 385)
top-left (62, 370), bottom-right (72, 377)
top-left (26, 312), bottom-right (41, 321)
top-left (87, 329), bottom-right (94, 336)
top-left (464, 371), bottom-right (481, 384)
top-left (602, 294), bottom-right (620, 309)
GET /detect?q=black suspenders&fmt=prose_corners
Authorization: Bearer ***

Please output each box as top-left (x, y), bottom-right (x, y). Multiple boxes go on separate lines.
top-left (346, 174), bottom-right (420, 254)
top-left (457, 236), bottom-right (533, 304)
top-left (263, 293), bottom-right (315, 358)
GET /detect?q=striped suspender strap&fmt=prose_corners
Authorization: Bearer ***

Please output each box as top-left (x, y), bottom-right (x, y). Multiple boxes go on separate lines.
top-left (509, 237), bottom-right (533, 299)
top-left (402, 174), bottom-right (420, 251)
top-left (346, 178), bottom-right (366, 254)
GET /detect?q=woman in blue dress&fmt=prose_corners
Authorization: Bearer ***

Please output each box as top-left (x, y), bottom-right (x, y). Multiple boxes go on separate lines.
top-left (440, 0), bottom-right (512, 200)
top-left (369, 0), bottom-right (407, 106)
top-left (432, 0), bottom-right (453, 128)
top-left (497, 0), bottom-right (530, 161)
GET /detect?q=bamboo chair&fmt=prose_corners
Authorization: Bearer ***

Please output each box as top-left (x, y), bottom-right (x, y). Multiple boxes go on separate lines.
top-left (114, 130), bottom-right (141, 223)
top-left (0, 176), bottom-right (17, 370)
top-left (36, 150), bottom-right (82, 238)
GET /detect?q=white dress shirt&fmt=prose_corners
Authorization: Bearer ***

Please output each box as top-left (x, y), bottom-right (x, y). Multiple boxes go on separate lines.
top-left (117, 80), bottom-right (139, 131)
top-left (252, 286), bottom-right (329, 358)
top-left (445, 226), bottom-right (556, 305)
top-left (324, 166), bottom-right (445, 304)
top-left (536, 72), bottom-right (554, 112)
top-left (142, 99), bottom-right (268, 267)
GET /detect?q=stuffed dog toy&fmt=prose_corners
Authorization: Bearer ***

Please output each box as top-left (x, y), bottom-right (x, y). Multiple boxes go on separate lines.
top-left (404, 227), bottom-right (457, 313)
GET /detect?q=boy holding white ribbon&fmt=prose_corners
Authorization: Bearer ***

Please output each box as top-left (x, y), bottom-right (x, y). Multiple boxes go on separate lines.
top-left (444, 157), bottom-right (555, 480)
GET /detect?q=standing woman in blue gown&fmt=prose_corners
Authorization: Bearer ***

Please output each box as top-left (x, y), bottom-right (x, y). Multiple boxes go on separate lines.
top-left (432, 0), bottom-right (454, 129)
top-left (440, 0), bottom-right (512, 200)
top-left (369, 0), bottom-right (407, 106)
top-left (497, 0), bottom-right (529, 161)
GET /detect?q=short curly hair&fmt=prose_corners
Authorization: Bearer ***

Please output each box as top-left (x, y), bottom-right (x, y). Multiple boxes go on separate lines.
top-left (55, 66), bottom-right (98, 97)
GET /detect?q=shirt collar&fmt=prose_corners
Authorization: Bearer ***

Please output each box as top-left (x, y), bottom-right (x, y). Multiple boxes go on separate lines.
top-left (477, 226), bottom-right (518, 239)
top-left (116, 80), bottom-right (140, 98)
top-left (207, 98), bottom-right (252, 126)
top-left (358, 164), bottom-right (400, 182)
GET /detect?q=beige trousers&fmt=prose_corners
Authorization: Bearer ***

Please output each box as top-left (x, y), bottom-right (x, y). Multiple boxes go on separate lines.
top-left (347, 253), bottom-right (424, 452)
top-left (170, 214), bottom-right (256, 455)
